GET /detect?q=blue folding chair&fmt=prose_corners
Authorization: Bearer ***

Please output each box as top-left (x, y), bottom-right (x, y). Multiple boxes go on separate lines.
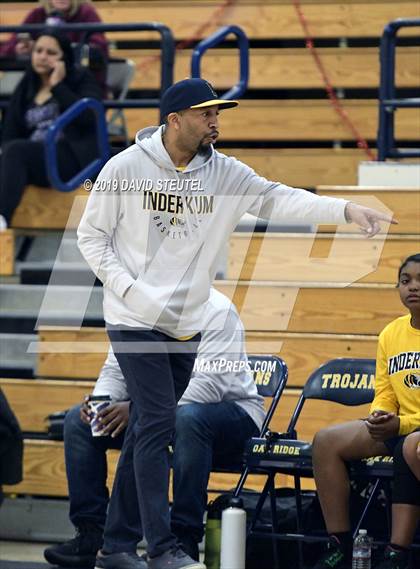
top-left (239, 358), bottom-right (400, 568)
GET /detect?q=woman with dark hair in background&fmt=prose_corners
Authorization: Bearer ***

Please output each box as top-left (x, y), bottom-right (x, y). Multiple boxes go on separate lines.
top-left (0, 0), bottom-right (108, 94)
top-left (0, 30), bottom-right (102, 229)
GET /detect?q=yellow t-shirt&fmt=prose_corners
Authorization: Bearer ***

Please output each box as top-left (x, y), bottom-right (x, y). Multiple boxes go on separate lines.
top-left (370, 314), bottom-right (420, 435)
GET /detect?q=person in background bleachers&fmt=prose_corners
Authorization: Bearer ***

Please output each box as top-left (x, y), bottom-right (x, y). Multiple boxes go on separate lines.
top-left (0, 29), bottom-right (102, 230)
top-left (311, 254), bottom-right (420, 569)
top-left (0, 0), bottom-right (108, 94)
top-left (0, 0), bottom-right (108, 63)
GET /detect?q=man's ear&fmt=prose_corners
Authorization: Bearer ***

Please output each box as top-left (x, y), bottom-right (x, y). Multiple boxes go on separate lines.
top-left (167, 112), bottom-right (182, 130)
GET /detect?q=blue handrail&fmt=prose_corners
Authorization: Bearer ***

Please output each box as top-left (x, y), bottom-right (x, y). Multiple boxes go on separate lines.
top-left (45, 98), bottom-right (110, 192)
top-left (191, 25), bottom-right (249, 99)
top-left (377, 18), bottom-right (420, 160)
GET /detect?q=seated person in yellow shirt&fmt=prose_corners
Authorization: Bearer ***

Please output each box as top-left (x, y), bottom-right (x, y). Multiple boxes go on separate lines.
top-left (311, 254), bottom-right (420, 569)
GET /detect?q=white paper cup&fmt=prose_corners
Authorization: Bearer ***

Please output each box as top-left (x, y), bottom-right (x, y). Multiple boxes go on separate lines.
top-left (88, 395), bottom-right (111, 437)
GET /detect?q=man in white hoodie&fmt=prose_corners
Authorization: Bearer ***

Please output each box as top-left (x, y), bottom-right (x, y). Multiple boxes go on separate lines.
top-left (44, 289), bottom-right (264, 569)
top-left (77, 78), bottom-right (394, 569)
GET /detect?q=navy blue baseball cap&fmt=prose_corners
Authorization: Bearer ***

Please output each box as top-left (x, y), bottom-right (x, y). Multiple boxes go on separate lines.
top-left (160, 78), bottom-right (238, 118)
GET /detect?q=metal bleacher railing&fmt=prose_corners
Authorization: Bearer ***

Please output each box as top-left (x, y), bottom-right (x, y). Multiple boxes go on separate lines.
top-left (45, 97), bottom-right (111, 192)
top-left (377, 18), bottom-right (420, 160)
top-left (191, 24), bottom-right (249, 100)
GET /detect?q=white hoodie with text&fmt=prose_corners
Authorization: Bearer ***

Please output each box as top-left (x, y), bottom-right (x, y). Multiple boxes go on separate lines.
top-left (78, 125), bottom-right (348, 337)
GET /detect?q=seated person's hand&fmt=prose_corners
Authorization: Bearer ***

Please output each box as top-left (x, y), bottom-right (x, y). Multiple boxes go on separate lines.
top-left (417, 441), bottom-right (420, 461)
top-left (80, 395), bottom-right (91, 424)
top-left (48, 60), bottom-right (66, 88)
top-left (365, 409), bottom-right (400, 441)
top-left (95, 401), bottom-right (129, 438)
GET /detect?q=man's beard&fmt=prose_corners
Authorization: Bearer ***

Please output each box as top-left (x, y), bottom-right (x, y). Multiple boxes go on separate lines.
top-left (197, 140), bottom-right (212, 154)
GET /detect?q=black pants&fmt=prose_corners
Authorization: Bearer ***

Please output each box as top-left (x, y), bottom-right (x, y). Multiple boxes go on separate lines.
top-left (103, 327), bottom-right (200, 558)
top-left (0, 139), bottom-right (80, 223)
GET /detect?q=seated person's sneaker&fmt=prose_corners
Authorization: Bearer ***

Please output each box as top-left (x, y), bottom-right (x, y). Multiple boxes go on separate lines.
top-left (312, 536), bottom-right (351, 569)
top-left (374, 546), bottom-right (409, 569)
top-left (44, 522), bottom-right (103, 567)
top-left (95, 551), bottom-right (148, 569)
top-left (148, 546), bottom-right (206, 569)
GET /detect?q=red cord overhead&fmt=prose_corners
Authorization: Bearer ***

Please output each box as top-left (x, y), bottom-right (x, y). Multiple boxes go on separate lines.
top-left (136, 0), bottom-right (237, 75)
top-left (292, 0), bottom-right (376, 160)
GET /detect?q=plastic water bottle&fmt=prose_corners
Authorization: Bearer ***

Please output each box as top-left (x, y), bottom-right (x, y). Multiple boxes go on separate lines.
top-left (352, 529), bottom-right (372, 569)
top-left (220, 497), bottom-right (246, 569)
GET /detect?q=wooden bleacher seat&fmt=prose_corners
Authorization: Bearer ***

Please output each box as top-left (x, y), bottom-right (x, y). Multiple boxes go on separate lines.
top-left (2, 439), bottom-right (120, 497)
top-left (316, 186), bottom-right (420, 234)
top-left (0, 229), bottom-right (14, 276)
top-left (9, 281), bottom-right (396, 336)
top-left (0, 378), bottom-right (94, 432)
top-left (37, 326), bottom-right (378, 388)
top-left (218, 281), bottom-right (403, 334)
top-left (2, 438), bottom-right (312, 495)
top-left (10, 185), bottom-right (87, 230)
top-left (3, 2), bottom-right (419, 40)
top-left (227, 233), bottom-right (419, 283)
top-left (33, 281), bottom-right (401, 334)
top-left (1, 385), bottom-right (371, 496)
top-left (222, 148), bottom-right (364, 188)
top-left (123, 100), bottom-right (420, 141)
top-left (113, 46), bottom-right (420, 91)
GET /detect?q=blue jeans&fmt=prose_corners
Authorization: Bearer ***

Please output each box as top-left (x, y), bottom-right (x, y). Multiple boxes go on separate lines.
top-left (64, 402), bottom-right (258, 548)
top-left (171, 401), bottom-right (259, 544)
top-left (103, 328), bottom-right (200, 558)
top-left (64, 405), bottom-right (125, 528)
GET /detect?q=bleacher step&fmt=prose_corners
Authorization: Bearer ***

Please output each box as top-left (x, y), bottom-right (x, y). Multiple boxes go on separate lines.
top-left (0, 497), bottom-right (73, 542)
top-left (0, 284), bottom-right (104, 332)
top-left (0, 333), bottom-right (37, 378)
top-left (18, 262), bottom-right (100, 286)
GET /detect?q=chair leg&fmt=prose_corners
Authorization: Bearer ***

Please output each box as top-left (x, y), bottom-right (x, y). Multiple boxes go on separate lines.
top-left (352, 478), bottom-right (381, 539)
top-left (294, 475), bottom-right (305, 569)
top-left (233, 467), bottom-right (250, 499)
top-left (248, 476), bottom-right (272, 535)
top-left (268, 474), bottom-right (280, 569)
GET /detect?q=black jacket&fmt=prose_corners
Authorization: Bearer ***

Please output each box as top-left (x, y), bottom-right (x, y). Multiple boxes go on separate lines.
top-left (0, 388), bottom-right (23, 485)
top-left (1, 66), bottom-right (103, 168)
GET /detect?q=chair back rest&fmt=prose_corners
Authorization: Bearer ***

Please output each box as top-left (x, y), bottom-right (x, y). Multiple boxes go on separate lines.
top-left (303, 358), bottom-right (376, 406)
top-left (286, 358), bottom-right (375, 437)
top-left (106, 59), bottom-right (135, 99)
top-left (248, 355), bottom-right (288, 398)
top-left (248, 355), bottom-right (288, 436)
